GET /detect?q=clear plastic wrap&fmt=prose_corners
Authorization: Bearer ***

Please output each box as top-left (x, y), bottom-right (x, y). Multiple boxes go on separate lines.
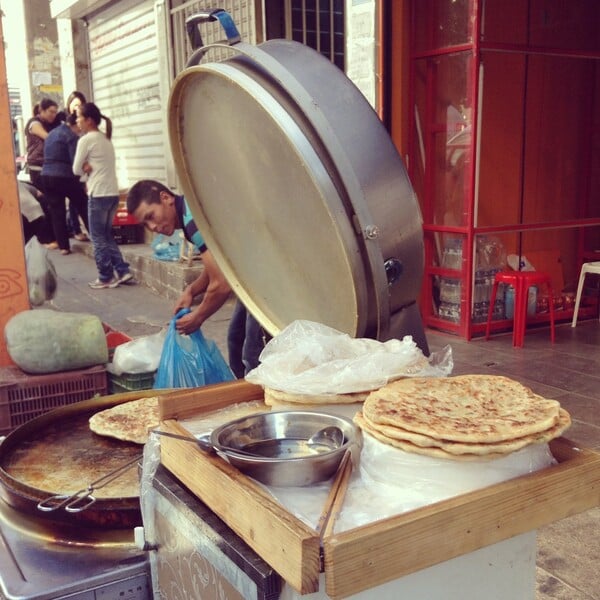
top-left (109, 329), bottom-right (166, 375)
top-left (262, 430), bottom-right (556, 534)
top-left (246, 320), bottom-right (453, 394)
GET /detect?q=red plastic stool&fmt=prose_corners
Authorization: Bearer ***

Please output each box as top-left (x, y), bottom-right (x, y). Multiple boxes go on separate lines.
top-left (486, 271), bottom-right (555, 347)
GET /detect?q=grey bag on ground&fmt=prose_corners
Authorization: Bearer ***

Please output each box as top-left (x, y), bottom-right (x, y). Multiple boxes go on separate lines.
top-left (25, 236), bottom-right (57, 306)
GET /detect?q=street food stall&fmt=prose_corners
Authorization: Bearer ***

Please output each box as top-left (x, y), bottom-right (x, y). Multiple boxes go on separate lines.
top-left (0, 378), bottom-right (598, 600)
top-left (0, 10), bottom-right (598, 600)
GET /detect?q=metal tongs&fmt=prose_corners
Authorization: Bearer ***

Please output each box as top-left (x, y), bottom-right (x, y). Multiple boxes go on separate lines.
top-left (37, 454), bottom-right (142, 513)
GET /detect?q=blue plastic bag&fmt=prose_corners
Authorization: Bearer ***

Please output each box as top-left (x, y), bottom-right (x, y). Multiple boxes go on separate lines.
top-left (151, 232), bottom-right (182, 262)
top-left (154, 309), bottom-right (234, 388)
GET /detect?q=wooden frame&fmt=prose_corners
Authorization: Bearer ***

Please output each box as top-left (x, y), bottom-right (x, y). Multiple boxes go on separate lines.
top-left (158, 381), bottom-right (600, 598)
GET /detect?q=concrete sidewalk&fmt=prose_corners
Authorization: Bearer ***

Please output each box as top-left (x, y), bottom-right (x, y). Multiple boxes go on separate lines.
top-left (48, 239), bottom-right (235, 355)
top-left (45, 240), bottom-right (600, 600)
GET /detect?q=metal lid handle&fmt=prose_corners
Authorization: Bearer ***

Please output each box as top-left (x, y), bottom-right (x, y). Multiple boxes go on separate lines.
top-left (185, 9), bottom-right (241, 51)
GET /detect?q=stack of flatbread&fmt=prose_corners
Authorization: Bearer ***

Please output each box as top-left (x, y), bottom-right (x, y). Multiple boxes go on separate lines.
top-left (354, 375), bottom-right (571, 460)
top-left (89, 396), bottom-right (160, 444)
top-left (264, 387), bottom-right (370, 409)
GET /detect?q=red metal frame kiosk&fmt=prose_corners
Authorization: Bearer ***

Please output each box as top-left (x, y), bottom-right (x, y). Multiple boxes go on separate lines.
top-left (399, 0), bottom-right (600, 339)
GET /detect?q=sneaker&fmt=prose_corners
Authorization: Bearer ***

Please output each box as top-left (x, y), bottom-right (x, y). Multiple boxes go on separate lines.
top-left (117, 272), bottom-right (134, 285)
top-left (88, 278), bottom-right (119, 289)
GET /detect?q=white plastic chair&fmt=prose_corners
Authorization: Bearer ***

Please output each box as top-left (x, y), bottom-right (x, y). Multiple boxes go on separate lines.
top-left (571, 261), bottom-right (600, 327)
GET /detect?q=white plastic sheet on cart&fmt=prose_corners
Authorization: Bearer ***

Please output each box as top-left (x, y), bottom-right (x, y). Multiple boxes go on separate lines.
top-left (246, 320), bottom-right (453, 394)
top-left (260, 431), bottom-right (556, 533)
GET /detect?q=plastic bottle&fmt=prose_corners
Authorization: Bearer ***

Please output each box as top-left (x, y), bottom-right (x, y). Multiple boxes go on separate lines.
top-left (505, 285), bottom-right (537, 319)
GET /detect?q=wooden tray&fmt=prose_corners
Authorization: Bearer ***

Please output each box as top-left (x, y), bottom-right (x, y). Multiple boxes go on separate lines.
top-left (157, 381), bottom-right (600, 598)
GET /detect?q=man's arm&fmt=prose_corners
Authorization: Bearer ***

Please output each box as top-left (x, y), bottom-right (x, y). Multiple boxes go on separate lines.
top-left (174, 249), bottom-right (232, 335)
top-left (72, 135), bottom-right (88, 176)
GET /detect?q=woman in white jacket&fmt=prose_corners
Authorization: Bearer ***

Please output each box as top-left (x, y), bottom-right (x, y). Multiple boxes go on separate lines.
top-left (73, 102), bottom-right (133, 289)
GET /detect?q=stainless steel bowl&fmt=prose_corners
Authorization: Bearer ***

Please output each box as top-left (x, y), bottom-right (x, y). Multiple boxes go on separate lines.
top-left (210, 411), bottom-right (360, 487)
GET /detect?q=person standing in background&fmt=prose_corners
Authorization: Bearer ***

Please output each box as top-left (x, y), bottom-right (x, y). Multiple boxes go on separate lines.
top-left (42, 113), bottom-right (90, 255)
top-left (73, 102), bottom-right (133, 289)
top-left (25, 99), bottom-right (60, 249)
top-left (65, 90), bottom-right (90, 241)
top-left (25, 99), bottom-right (60, 192)
top-left (66, 91), bottom-right (86, 117)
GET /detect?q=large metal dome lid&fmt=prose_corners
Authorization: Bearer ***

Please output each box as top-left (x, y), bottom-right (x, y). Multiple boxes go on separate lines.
top-left (168, 30), bottom-right (424, 341)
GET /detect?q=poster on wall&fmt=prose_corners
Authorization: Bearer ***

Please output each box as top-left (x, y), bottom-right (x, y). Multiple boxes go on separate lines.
top-left (345, 0), bottom-right (377, 110)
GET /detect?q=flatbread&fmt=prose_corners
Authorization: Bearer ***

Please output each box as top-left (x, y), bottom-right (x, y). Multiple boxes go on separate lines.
top-left (89, 396), bottom-right (160, 444)
top-left (358, 408), bottom-right (571, 456)
top-left (363, 375), bottom-right (561, 443)
top-left (264, 387), bottom-right (369, 406)
top-left (354, 412), bottom-right (507, 461)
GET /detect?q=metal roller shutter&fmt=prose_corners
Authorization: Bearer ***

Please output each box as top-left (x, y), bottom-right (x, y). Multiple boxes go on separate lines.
top-left (87, 0), bottom-right (166, 189)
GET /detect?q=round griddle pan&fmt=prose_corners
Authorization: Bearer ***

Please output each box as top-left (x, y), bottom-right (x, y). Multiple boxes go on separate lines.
top-left (0, 389), bottom-right (173, 529)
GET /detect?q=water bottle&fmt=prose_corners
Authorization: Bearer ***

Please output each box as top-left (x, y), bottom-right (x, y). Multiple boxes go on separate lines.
top-left (505, 286), bottom-right (514, 319)
top-left (505, 285), bottom-right (537, 319)
top-left (527, 286), bottom-right (537, 316)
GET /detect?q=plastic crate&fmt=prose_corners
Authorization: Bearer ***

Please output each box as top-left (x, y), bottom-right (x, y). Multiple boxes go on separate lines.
top-left (112, 224), bottom-right (142, 244)
top-left (0, 365), bottom-right (108, 436)
top-left (113, 196), bottom-right (138, 226)
top-left (108, 370), bottom-right (156, 394)
top-left (106, 330), bottom-right (133, 362)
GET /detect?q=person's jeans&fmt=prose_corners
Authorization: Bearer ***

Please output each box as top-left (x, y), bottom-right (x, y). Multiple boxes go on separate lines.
top-left (42, 176), bottom-right (89, 249)
top-left (41, 176), bottom-right (69, 250)
top-left (67, 185), bottom-right (89, 235)
top-left (88, 195), bottom-right (130, 282)
top-left (227, 300), bottom-right (269, 378)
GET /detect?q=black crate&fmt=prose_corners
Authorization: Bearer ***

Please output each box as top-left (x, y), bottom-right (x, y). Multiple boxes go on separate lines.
top-left (112, 224), bottom-right (142, 244)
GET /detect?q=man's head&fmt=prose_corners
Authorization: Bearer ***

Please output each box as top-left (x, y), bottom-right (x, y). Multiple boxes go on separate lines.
top-left (127, 180), bottom-right (179, 235)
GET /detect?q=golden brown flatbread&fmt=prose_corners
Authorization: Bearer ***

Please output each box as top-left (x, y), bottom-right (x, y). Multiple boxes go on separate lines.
top-left (89, 396), bottom-right (160, 444)
top-left (363, 375), bottom-right (561, 443)
top-left (264, 387), bottom-right (369, 406)
top-left (354, 412), bottom-right (507, 461)
top-left (357, 408), bottom-right (571, 456)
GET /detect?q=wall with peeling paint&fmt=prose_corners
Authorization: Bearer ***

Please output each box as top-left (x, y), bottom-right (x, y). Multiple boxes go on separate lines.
top-left (25, 0), bottom-right (63, 107)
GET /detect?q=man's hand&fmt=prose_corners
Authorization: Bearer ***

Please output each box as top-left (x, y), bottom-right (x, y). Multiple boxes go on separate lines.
top-left (174, 286), bottom-right (194, 315)
top-left (170, 250), bottom-right (231, 335)
top-left (175, 307), bottom-right (204, 335)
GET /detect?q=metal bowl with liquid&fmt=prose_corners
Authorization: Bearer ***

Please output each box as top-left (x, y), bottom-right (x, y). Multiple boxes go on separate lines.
top-left (210, 411), bottom-right (360, 487)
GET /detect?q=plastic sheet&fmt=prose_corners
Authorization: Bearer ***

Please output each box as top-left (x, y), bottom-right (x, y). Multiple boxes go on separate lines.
top-left (263, 430), bottom-right (556, 533)
top-left (246, 320), bottom-right (453, 394)
top-left (334, 433), bottom-right (556, 531)
top-left (109, 329), bottom-right (166, 375)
